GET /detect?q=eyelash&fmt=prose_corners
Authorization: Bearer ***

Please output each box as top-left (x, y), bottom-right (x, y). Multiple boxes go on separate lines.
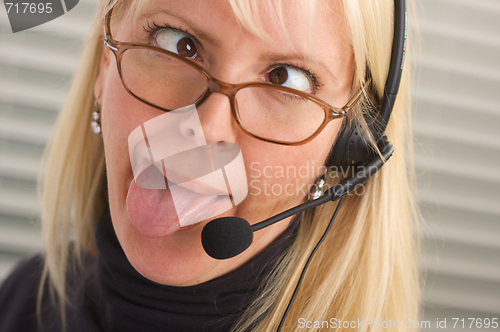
top-left (141, 20), bottom-right (322, 93)
top-left (143, 20), bottom-right (199, 50)
top-left (143, 20), bottom-right (191, 36)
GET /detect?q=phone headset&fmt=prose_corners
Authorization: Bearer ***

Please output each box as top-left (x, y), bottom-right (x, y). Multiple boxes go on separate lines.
top-left (201, 0), bottom-right (407, 329)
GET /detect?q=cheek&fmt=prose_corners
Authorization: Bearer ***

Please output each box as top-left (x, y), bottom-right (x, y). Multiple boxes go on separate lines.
top-left (103, 73), bottom-right (156, 147)
top-left (101, 66), bottom-right (166, 204)
top-left (238, 119), bottom-right (340, 207)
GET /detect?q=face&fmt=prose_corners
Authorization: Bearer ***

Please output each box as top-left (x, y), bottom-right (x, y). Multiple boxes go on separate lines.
top-left (95, 0), bottom-right (354, 286)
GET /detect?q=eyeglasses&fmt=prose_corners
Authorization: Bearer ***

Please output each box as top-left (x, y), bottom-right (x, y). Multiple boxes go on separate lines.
top-left (103, 8), bottom-right (369, 146)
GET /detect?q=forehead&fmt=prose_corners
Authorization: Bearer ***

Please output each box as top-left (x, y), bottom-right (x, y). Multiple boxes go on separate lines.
top-left (123, 0), bottom-right (351, 56)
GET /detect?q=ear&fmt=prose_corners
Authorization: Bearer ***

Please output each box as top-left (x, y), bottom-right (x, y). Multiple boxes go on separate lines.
top-left (94, 44), bottom-right (112, 101)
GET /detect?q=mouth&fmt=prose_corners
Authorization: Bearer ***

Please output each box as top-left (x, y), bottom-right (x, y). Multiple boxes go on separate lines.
top-left (126, 167), bottom-right (234, 239)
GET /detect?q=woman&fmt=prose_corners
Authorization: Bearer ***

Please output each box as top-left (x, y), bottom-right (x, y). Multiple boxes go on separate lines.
top-left (0, 0), bottom-right (419, 331)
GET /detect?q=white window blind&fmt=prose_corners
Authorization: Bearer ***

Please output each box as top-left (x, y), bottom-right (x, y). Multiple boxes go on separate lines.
top-left (0, 0), bottom-right (94, 279)
top-left (414, 0), bottom-right (500, 327)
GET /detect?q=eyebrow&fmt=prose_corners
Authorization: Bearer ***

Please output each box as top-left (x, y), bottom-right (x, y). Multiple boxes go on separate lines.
top-left (140, 9), bottom-right (222, 47)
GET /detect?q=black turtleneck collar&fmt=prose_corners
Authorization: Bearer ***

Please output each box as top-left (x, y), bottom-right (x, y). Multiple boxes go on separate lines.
top-left (94, 208), bottom-right (297, 332)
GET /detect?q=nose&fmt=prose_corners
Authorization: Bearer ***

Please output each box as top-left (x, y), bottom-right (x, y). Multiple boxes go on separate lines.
top-left (195, 92), bottom-right (238, 144)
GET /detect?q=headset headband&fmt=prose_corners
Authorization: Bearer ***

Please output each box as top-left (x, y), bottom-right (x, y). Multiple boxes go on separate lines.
top-left (378, 0), bottom-right (407, 133)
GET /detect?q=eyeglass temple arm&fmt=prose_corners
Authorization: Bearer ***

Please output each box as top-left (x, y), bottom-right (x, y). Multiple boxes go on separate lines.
top-left (103, 6), bottom-right (118, 51)
top-left (340, 77), bottom-right (372, 113)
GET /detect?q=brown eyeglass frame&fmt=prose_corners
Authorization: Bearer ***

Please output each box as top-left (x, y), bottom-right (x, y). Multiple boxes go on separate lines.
top-left (103, 7), bottom-right (370, 146)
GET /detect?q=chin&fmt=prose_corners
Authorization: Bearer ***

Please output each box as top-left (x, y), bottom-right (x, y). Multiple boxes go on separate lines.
top-left (118, 214), bottom-right (216, 286)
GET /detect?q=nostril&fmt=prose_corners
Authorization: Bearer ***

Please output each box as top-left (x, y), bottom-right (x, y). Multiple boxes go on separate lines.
top-left (216, 141), bottom-right (231, 150)
top-left (180, 126), bottom-right (196, 138)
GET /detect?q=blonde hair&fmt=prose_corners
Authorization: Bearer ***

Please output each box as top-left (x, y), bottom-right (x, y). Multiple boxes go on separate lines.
top-left (39, 0), bottom-right (419, 331)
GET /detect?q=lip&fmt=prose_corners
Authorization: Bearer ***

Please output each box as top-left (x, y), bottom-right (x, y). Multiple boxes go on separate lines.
top-left (178, 195), bottom-right (227, 228)
top-left (167, 179), bottom-right (233, 227)
top-left (151, 141), bottom-right (241, 196)
top-left (165, 170), bottom-right (229, 196)
top-left (177, 204), bottom-right (235, 232)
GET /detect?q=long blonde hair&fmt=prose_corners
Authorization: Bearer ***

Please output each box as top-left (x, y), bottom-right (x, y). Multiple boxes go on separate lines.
top-left (39, 0), bottom-right (419, 331)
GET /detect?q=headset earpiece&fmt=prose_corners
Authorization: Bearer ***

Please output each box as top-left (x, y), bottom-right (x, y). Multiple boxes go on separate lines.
top-left (325, 110), bottom-right (380, 169)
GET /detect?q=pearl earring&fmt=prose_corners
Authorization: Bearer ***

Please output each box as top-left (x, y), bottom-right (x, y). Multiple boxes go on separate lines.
top-left (91, 96), bottom-right (102, 134)
top-left (309, 174), bottom-right (326, 200)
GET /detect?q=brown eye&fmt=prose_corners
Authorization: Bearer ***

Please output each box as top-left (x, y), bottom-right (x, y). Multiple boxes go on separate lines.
top-left (156, 29), bottom-right (198, 58)
top-left (269, 67), bottom-right (288, 85)
top-left (177, 37), bottom-right (197, 58)
top-left (267, 66), bottom-right (311, 92)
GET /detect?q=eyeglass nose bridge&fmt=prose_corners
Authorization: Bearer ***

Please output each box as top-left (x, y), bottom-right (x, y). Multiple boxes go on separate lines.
top-left (206, 78), bottom-right (239, 99)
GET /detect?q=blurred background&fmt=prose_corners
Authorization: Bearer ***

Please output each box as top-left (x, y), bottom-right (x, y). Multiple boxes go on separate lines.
top-left (0, 0), bottom-right (499, 330)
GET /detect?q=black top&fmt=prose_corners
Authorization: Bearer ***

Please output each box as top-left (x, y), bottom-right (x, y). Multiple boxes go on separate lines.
top-left (0, 209), bottom-right (296, 332)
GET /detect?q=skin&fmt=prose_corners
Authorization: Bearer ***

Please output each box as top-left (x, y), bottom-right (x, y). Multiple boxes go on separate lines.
top-left (94, 0), bottom-right (354, 286)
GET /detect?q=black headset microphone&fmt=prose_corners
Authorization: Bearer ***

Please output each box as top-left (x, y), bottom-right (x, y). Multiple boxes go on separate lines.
top-left (202, 0), bottom-right (407, 261)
